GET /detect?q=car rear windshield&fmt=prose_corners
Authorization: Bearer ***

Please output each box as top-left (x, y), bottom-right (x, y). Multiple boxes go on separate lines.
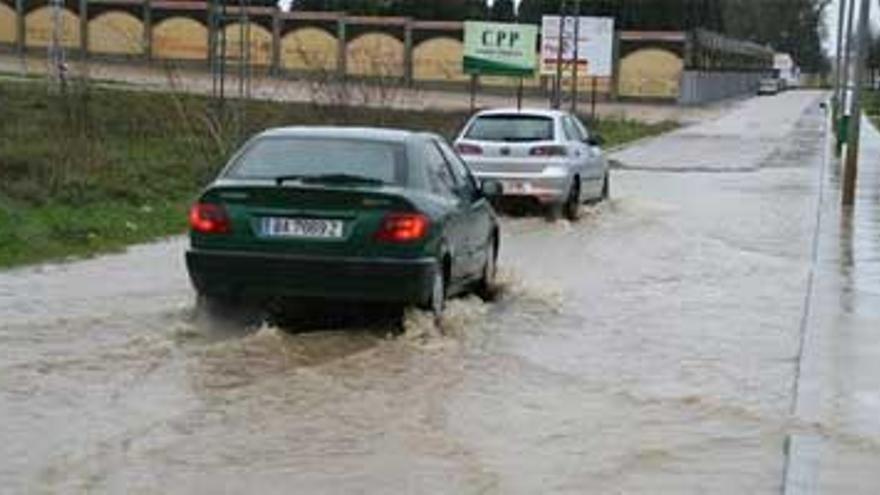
top-left (226, 137), bottom-right (406, 184)
top-left (465, 115), bottom-right (555, 142)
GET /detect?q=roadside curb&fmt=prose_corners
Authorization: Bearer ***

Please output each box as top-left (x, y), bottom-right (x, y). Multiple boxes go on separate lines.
top-left (780, 95), bottom-right (835, 495)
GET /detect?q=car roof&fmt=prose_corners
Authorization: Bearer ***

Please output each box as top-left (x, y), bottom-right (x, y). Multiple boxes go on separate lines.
top-left (471, 108), bottom-right (568, 119)
top-left (258, 126), bottom-right (418, 143)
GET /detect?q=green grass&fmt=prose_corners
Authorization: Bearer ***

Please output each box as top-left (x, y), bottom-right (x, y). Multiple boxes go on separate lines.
top-left (0, 78), bottom-right (677, 268)
top-left (865, 91), bottom-right (880, 125)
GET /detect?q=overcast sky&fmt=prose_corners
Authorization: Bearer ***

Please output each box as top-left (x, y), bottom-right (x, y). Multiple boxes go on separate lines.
top-left (826, 0), bottom-right (880, 53)
top-left (494, 0), bottom-right (873, 56)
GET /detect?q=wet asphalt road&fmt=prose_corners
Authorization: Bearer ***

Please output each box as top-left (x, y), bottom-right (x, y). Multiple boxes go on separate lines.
top-left (2, 90), bottom-right (878, 494)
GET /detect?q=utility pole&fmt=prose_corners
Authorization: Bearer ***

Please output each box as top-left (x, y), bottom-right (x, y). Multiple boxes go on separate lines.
top-left (837, 0), bottom-right (858, 152)
top-left (833, 0), bottom-right (848, 118)
top-left (570, 0), bottom-right (581, 115)
top-left (842, 0), bottom-right (857, 102)
top-left (842, 0), bottom-right (871, 206)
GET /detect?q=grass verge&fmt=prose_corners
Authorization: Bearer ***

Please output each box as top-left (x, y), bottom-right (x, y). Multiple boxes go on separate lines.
top-left (865, 90), bottom-right (880, 127)
top-left (0, 78), bottom-right (677, 268)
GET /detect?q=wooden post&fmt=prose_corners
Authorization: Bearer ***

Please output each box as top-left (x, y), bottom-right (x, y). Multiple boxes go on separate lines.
top-left (469, 74), bottom-right (478, 113)
top-left (336, 15), bottom-right (347, 80)
top-left (553, 12), bottom-right (565, 109)
top-left (271, 10), bottom-right (281, 76)
top-left (516, 77), bottom-right (523, 110)
top-left (590, 76), bottom-right (597, 123)
top-left (403, 18), bottom-right (413, 86)
top-left (15, 0), bottom-right (27, 52)
top-left (79, 0), bottom-right (88, 59)
top-left (206, 0), bottom-right (215, 70)
top-left (610, 29), bottom-right (620, 101)
top-left (143, 0), bottom-right (152, 61)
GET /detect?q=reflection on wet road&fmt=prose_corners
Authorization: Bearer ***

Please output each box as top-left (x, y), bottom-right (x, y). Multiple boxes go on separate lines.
top-left (2, 91), bottom-right (878, 494)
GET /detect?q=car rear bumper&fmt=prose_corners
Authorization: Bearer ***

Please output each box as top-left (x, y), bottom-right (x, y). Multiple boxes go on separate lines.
top-left (475, 171), bottom-right (572, 203)
top-left (186, 249), bottom-right (437, 304)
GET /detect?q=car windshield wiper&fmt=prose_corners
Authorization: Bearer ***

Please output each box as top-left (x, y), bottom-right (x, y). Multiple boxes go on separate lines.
top-left (301, 174), bottom-right (385, 186)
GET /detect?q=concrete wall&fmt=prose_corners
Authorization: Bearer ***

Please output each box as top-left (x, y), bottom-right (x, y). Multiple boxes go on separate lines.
top-left (678, 71), bottom-right (767, 105)
top-left (2, 5), bottom-right (747, 103)
top-left (0, 2), bottom-right (15, 44)
top-left (25, 6), bottom-right (80, 48)
top-left (89, 11), bottom-right (143, 55)
top-left (619, 48), bottom-right (682, 99)
top-left (280, 27), bottom-right (337, 72)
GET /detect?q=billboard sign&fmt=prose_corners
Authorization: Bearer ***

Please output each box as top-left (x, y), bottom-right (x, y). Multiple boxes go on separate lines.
top-left (540, 16), bottom-right (614, 77)
top-left (463, 21), bottom-right (538, 77)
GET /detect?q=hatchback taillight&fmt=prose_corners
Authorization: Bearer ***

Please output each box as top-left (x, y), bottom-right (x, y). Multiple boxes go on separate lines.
top-left (375, 213), bottom-right (429, 243)
top-left (530, 145), bottom-right (567, 157)
top-left (455, 143), bottom-right (483, 155)
top-left (189, 203), bottom-right (231, 234)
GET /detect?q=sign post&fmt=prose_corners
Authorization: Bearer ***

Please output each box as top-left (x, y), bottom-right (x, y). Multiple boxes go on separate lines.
top-left (541, 16), bottom-right (614, 115)
top-left (463, 21), bottom-right (539, 112)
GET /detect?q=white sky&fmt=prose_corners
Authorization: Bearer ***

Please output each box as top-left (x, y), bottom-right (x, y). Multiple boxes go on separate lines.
top-left (492, 0), bottom-right (873, 56)
top-left (826, 0), bottom-right (880, 53)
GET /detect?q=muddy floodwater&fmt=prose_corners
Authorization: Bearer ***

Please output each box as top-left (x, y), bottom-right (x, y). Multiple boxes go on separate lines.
top-left (2, 91), bottom-right (879, 494)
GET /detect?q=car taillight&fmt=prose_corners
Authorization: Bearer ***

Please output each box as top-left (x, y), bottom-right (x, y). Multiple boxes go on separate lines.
top-left (455, 143), bottom-right (483, 155)
top-left (375, 213), bottom-right (429, 243)
top-left (530, 145), bottom-right (568, 157)
top-left (189, 203), bottom-right (231, 234)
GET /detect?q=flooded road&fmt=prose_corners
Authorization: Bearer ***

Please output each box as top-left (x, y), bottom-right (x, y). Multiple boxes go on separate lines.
top-left (2, 91), bottom-right (878, 494)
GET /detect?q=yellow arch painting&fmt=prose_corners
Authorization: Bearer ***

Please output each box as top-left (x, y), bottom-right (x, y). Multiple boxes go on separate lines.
top-left (346, 32), bottom-right (403, 77)
top-left (222, 22), bottom-right (272, 66)
top-left (25, 6), bottom-right (80, 48)
top-left (0, 3), bottom-right (16, 44)
top-left (619, 48), bottom-right (683, 99)
top-left (413, 37), bottom-right (467, 83)
top-left (281, 27), bottom-right (337, 72)
top-left (153, 17), bottom-right (207, 60)
top-left (89, 11), bottom-right (143, 55)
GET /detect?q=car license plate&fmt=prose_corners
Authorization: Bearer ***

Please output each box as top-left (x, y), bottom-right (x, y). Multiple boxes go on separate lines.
top-left (502, 180), bottom-right (531, 194)
top-left (260, 217), bottom-right (344, 239)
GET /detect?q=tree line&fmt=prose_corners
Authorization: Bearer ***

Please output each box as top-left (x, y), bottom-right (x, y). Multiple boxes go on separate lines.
top-left (281, 0), bottom-right (830, 72)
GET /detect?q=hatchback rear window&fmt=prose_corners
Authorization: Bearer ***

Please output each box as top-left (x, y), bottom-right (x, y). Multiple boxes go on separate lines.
top-left (226, 137), bottom-right (406, 184)
top-left (465, 115), bottom-right (555, 142)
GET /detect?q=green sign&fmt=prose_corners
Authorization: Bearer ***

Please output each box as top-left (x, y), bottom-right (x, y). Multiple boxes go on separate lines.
top-left (463, 21), bottom-right (538, 77)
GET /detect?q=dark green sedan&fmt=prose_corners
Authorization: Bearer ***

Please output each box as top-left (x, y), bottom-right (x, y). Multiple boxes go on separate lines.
top-left (186, 127), bottom-right (501, 316)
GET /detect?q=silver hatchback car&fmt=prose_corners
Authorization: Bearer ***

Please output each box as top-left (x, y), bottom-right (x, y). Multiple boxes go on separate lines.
top-left (454, 108), bottom-right (609, 220)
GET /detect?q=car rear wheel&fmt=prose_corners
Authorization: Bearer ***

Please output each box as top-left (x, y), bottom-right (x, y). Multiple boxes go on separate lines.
top-left (601, 173), bottom-right (610, 200)
top-left (563, 180), bottom-right (581, 221)
top-left (477, 238), bottom-right (498, 301)
top-left (420, 268), bottom-right (446, 317)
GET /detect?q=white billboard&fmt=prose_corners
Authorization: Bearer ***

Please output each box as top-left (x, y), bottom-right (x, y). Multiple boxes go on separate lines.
top-left (541, 16), bottom-right (614, 77)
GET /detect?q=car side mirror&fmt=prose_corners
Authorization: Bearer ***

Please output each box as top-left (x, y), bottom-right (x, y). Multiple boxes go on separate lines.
top-left (587, 135), bottom-right (604, 146)
top-left (481, 179), bottom-right (503, 198)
